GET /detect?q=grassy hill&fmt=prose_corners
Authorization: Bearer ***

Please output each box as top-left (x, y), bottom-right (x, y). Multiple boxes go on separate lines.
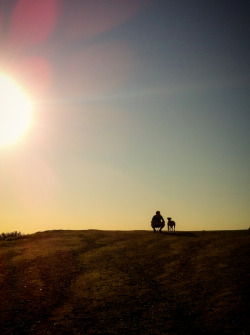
top-left (0, 230), bottom-right (249, 334)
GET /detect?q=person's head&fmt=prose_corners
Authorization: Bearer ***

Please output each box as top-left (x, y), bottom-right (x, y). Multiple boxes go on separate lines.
top-left (156, 211), bottom-right (160, 215)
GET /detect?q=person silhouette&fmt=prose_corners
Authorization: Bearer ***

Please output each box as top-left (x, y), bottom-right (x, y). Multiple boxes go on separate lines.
top-left (151, 211), bottom-right (165, 233)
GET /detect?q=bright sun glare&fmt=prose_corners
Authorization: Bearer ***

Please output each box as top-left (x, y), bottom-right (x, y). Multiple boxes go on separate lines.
top-left (0, 74), bottom-right (32, 148)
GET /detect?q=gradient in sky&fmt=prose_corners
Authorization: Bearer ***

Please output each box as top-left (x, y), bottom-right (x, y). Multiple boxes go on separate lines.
top-left (0, 0), bottom-right (249, 233)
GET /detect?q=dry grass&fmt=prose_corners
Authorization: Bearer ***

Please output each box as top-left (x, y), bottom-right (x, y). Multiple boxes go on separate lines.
top-left (0, 230), bottom-right (249, 334)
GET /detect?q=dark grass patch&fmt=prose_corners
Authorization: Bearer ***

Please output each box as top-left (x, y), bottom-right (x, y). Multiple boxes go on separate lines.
top-left (0, 230), bottom-right (249, 334)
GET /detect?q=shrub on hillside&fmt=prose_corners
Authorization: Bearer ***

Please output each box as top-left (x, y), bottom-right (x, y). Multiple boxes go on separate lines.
top-left (0, 231), bottom-right (23, 241)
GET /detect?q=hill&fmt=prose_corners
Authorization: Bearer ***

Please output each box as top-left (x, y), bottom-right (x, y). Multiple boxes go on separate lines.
top-left (0, 230), bottom-right (249, 334)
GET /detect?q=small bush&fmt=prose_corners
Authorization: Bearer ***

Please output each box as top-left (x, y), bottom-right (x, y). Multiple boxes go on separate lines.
top-left (0, 231), bottom-right (23, 241)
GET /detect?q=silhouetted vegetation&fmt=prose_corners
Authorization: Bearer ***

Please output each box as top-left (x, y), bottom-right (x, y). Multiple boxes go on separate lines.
top-left (0, 231), bottom-right (23, 241)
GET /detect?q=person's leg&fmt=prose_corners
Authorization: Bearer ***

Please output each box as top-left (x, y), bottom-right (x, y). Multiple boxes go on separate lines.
top-left (151, 222), bottom-right (156, 233)
top-left (160, 222), bottom-right (165, 232)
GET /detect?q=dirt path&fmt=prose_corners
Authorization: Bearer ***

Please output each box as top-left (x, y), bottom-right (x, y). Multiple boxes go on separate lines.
top-left (0, 230), bottom-right (249, 334)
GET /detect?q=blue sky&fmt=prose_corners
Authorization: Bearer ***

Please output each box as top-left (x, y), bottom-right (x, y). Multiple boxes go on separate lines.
top-left (0, 0), bottom-right (249, 233)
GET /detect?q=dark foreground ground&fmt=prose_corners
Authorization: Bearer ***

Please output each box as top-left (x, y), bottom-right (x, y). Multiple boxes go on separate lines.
top-left (0, 230), bottom-right (249, 335)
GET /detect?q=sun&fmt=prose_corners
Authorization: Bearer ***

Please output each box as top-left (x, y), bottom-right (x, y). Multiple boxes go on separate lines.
top-left (0, 74), bottom-right (32, 148)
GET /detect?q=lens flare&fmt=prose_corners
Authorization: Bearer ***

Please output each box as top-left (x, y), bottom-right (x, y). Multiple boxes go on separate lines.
top-left (0, 74), bottom-right (32, 148)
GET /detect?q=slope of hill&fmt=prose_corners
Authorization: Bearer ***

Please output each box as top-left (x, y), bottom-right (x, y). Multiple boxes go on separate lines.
top-left (0, 230), bottom-right (249, 334)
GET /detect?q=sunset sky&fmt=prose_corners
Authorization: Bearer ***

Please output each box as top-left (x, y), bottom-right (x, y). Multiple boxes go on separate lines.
top-left (0, 0), bottom-right (249, 233)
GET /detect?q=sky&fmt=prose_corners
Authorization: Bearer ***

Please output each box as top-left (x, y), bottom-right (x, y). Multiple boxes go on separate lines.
top-left (0, 0), bottom-right (249, 233)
